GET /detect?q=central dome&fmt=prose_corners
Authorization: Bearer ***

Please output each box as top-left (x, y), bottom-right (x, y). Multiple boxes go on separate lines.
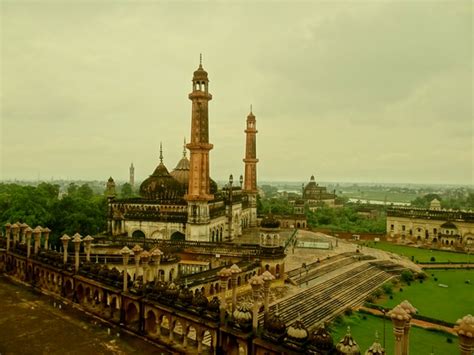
top-left (140, 157), bottom-right (184, 201)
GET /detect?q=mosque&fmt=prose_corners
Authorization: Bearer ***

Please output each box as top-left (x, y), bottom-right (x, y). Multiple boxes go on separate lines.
top-left (106, 57), bottom-right (258, 243)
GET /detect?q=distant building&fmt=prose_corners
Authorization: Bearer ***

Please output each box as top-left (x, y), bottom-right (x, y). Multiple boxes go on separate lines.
top-left (386, 199), bottom-right (474, 250)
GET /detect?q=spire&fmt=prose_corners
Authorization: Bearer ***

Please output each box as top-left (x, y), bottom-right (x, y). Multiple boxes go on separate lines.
top-left (250, 104), bottom-right (252, 114)
top-left (159, 142), bottom-right (163, 164)
top-left (183, 137), bottom-right (187, 157)
top-left (199, 53), bottom-right (202, 68)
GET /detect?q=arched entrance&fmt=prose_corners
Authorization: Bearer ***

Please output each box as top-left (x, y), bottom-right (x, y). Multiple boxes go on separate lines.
top-left (171, 231), bottom-right (185, 242)
top-left (132, 230), bottom-right (145, 238)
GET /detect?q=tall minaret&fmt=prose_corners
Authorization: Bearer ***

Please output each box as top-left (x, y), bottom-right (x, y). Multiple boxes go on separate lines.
top-left (243, 106), bottom-right (259, 227)
top-left (129, 163), bottom-right (135, 188)
top-left (185, 55), bottom-right (214, 241)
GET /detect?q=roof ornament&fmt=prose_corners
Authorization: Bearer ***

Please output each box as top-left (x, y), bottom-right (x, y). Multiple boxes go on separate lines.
top-left (199, 53), bottom-right (203, 68)
top-left (250, 104), bottom-right (253, 114)
top-left (183, 137), bottom-right (187, 157)
top-left (159, 142), bottom-right (163, 164)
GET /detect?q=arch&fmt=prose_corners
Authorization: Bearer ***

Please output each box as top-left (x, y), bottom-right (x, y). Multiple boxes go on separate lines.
top-left (145, 309), bottom-right (157, 335)
top-left (132, 230), bottom-right (145, 239)
top-left (169, 268), bottom-right (175, 282)
top-left (265, 264), bottom-right (270, 271)
top-left (160, 314), bottom-right (171, 333)
top-left (201, 329), bottom-right (213, 350)
top-left (125, 302), bottom-right (139, 324)
top-left (209, 284), bottom-right (214, 295)
top-left (172, 319), bottom-right (185, 340)
top-left (76, 283), bottom-right (84, 303)
top-left (171, 231), bottom-right (185, 242)
top-left (237, 276), bottom-right (241, 286)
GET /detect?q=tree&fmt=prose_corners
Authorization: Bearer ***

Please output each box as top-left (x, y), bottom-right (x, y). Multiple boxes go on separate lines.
top-left (120, 183), bottom-right (133, 198)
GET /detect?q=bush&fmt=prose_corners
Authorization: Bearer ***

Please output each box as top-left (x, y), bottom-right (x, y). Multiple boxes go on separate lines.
top-left (366, 295), bottom-right (376, 303)
top-left (389, 295), bottom-right (393, 299)
top-left (344, 308), bottom-right (353, 316)
top-left (373, 289), bottom-right (383, 298)
top-left (362, 315), bottom-right (367, 320)
top-left (399, 288), bottom-right (403, 292)
top-left (382, 283), bottom-right (393, 296)
top-left (430, 256), bottom-right (436, 262)
top-left (447, 338), bottom-right (453, 343)
top-left (434, 278), bottom-right (438, 282)
top-left (401, 270), bottom-right (414, 283)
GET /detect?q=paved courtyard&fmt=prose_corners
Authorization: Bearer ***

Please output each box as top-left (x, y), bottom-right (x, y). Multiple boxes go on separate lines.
top-left (0, 276), bottom-right (171, 355)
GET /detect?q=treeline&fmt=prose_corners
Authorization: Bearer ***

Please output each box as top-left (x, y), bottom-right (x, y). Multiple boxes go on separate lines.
top-left (410, 191), bottom-right (474, 210)
top-left (0, 182), bottom-right (107, 247)
top-left (306, 206), bottom-right (386, 233)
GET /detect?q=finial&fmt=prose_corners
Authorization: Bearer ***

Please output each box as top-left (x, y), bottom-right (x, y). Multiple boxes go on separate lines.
top-left (346, 326), bottom-right (351, 334)
top-left (183, 137), bottom-right (187, 157)
top-left (159, 142), bottom-right (163, 163)
top-left (250, 104), bottom-right (253, 113)
top-left (199, 53), bottom-right (202, 67)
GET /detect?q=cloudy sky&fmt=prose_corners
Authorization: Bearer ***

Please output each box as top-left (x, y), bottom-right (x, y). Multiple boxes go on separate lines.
top-left (1, 1), bottom-right (472, 185)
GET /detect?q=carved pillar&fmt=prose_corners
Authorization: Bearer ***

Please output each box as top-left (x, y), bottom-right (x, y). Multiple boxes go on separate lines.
top-left (72, 233), bottom-right (82, 273)
top-left (83, 235), bottom-right (94, 262)
top-left (20, 223), bottom-right (28, 244)
top-left (400, 300), bottom-right (417, 355)
top-left (230, 264), bottom-right (242, 313)
top-left (261, 271), bottom-right (275, 323)
top-left (121, 246), bottom-right (131, 292)
top-left (60, 234), bottom-right (71, 264)
top-left (141, 251), bottom-right (150, 285)
top-left (388, 305), bottom-right (410, 355)
top-left (217, 268), bottom-right (232, 323)
top-left (249, 275), bottom-right (263, 333)
top-left (5, 223), bottom-right (11, 252)
top-left (151, 248), bottom-right (163, 282)
top-left (132, 244), bottom-right (143, 281)
top-left (25, 227), bottom-right (33, 258)
top-left (33, 226), bottom-right (42, 255)
top-left (11, 223), bottom-right (19, 248)
top-left (42, 227), bottom-right (51, 250)
top-left (455, 314), bottom-right (474, 355)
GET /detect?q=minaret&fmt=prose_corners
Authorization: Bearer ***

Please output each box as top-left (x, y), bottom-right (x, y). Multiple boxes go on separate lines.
top-left (185, 55), bottom-right (213, 241)
top-left (129, 163), bottom-right (135, 188)
top-left (243, 105), bottom-right (259, 227)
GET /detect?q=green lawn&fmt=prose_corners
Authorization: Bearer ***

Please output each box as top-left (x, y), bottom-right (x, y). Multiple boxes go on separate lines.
top-left (377, 270), bottom-right (474, 324)
top-left (361, 241), bottom-right (473, 263)
top-left (330, 312), bottom-right (457, 355)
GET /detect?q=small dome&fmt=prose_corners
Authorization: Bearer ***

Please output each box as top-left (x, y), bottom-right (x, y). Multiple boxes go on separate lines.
top-left (265, 310), bottom-right (286, 336)
top-left (261, 214), bottom-right (280, 229)
top-left (178, 286), bottom-right (194, 305)
top-left (193, 64), bottom-right (208, 80)
top-left (233, 303), bottom-right (252, 323)
top-left (365, 332), bottom-right (385, 355)
top-left (440, 221), bottom-right (457, 229)
top-left (192, 291), bottom-right (209, 308)
top-left (208, 296), bottom-right (220, 312)
top-left (287, 319), bottom-right (309, 342)
top-left (310, 325), bottom-right (334, 350)
top-left (336, 327), bottom-right (360, 355)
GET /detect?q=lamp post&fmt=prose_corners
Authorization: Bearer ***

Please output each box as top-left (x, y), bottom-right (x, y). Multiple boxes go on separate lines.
top-left (60, 234), bottom-right (71, 264)
top-left (83, 235), bottom-right (94, 262)
top-left (132, 244), bottom-right (143, 281)
top-left (261, 271), bottom-right (275, 323)
top-left (249, 275), bottom-right (264, 333)
top-left (120, 246), bottom-right (131, 292)
top-left (25, 227), bottom-right (33, 258)
top-left (42, 227), bottom-right (51, 250)
top-left (33, 226), bottom-right (42, 255)
top-left (72, 233), bottom-right (82, 273)
top-left (230, 264), bottom-right (242, 313)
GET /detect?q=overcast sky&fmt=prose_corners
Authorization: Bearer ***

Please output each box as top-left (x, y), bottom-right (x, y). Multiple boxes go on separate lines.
top-left (1, 1), bottom-right (472, 185)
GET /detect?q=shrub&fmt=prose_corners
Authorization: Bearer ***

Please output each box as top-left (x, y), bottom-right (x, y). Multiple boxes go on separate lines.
top-left (344, 308), bottom-right (353, 316)
top-left (447, 338), bottom-right (453, 343)
top-left (399, 288), bottom-right (403, 292)
top-left (389, 295), bottom-right (393, 299)
top-left (362, 315), bottom-right (367, 320)
top-left (373, 289), bottom-right (383, 298)
top-left (430, 256), bottom-right (436, 262)
top-left (401, 270), bottom-right (414, 283)
top-left (366, 295), bottom-right (375, 303)
top-left (382, 283), bottom-right (393, 296)
top-left (434, 278), bottom-right (438, 282)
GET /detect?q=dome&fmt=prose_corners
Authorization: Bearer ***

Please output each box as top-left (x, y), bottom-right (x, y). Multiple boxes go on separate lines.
top-left (192, 291), bottom-right (209, 308)
top-left (287, 319), bottom-right (309, 342)
top-left (233, 303), bottom-right (252, 323)
top-left (265, 310), bottom-right (286, 336)
top-left (336, 327), bottom-right (360, 355)
top-left (261, 214), bottom-right (280, 229)
top-left (178, 286), bottom-right (194, 305)
top-left (140, 160), bottom-right (184, 201)
top-left (365, 332), bottom-right (385, 355)
top-left (193, 63), bottom-right (208, 80)
top-left (310, 325), bottom-right (334, 351)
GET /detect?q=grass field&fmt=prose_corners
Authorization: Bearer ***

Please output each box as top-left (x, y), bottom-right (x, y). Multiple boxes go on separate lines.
top-left (361, 241), bottom-right (473, 263)
top-left (377, 269), bottom-right (474, 323)
top-left (330, 312), bottom-right (457, 354)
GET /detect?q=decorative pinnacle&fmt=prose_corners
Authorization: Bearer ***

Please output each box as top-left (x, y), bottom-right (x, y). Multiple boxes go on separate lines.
top-left (183, 137), bottom-right (187, 157)
top-left (250, 104), bottom-right (252, 113)
top-left (199, 53), bottom-right (202, 67)
top-left (159, 142), bottom-right (163, 163)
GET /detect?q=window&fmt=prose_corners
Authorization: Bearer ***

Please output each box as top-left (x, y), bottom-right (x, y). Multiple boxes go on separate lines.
top-left (402, 225), bottom-right (406, 231)
top-left (390, 224), bottom-right (394, 230)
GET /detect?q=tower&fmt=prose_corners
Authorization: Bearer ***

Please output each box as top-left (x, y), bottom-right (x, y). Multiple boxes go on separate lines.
top-left (243, 106), bottom-right (259, 227)
top-left (185, 56), bottom-right (214, 241)
top-left (129, 163), bottom-right (135, 188)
